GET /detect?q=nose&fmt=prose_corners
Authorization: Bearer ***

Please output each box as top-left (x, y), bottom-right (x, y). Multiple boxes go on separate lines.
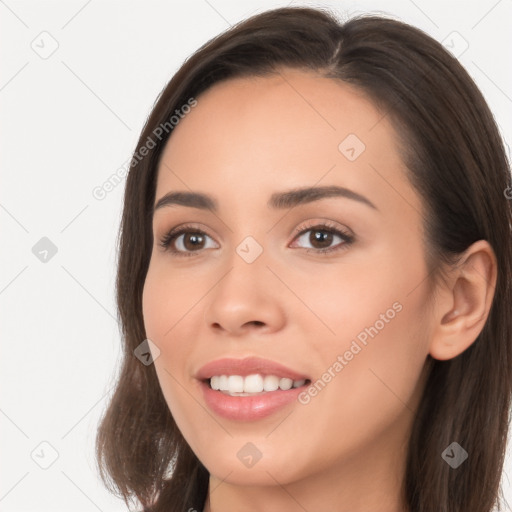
top-left (203, 257), bottom-right (286, 337)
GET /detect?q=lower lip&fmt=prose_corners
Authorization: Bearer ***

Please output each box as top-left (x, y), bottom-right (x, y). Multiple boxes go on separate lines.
top-left (199, 380), bottom-right (307, 421)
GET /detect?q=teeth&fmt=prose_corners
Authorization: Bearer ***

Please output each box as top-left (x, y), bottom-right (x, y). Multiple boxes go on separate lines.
top-left (279, 377), bottom-right (293, 390)
top-left (208, 374), bottom-right (306, 395)
top-left (244, 374), bottom-right (263, 393)
top-left (263, 375), bottom-right (279, 392)
top-left (228, 375), bottom-right (244, 393)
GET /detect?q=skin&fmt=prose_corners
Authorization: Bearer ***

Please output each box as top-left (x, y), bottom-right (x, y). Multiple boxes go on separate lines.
top-left (141, 68), bottom-right (497, 512)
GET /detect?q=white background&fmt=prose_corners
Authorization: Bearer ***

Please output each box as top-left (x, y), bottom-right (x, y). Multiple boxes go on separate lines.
top-left (1, 1), bottom-right (511, 511)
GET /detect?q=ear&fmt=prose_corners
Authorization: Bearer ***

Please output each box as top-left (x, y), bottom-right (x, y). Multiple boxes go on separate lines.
top-left (429, 240), bottom-right (497, 361)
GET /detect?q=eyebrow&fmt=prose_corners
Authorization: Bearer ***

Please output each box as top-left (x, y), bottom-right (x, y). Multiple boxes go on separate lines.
top-left (153, 185), bottom-right (378, 214)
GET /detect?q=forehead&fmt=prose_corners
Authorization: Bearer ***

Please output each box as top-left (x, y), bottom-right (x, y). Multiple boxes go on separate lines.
top-left (154, 69), bottom-right (414, 215)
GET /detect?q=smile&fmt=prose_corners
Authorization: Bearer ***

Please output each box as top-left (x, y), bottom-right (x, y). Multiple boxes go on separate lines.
top-left (209, 374), bottom-right (308, 395)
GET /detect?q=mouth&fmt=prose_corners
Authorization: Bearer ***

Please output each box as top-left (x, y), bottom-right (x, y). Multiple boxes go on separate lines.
top-left (196, 356), bottom-right (311, 420)
top-left (203, 374), bottom-right (311, 396)
top-left (198, 374), bottom-right (312, 421)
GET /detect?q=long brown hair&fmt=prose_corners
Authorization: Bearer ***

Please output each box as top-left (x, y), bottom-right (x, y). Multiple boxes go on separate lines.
top-left (95, 6), bottom-right (512, 511)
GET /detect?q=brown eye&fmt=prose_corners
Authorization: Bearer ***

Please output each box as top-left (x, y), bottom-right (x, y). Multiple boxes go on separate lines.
top-left (159, 222), bottom-right (354, 257)
top-left (159, 226), bottom-right (217, 257)
top-left (308, 229), bottom-right (335, 249)
top-left (291, 223), bottom-right (355, 254)
top-left (181, 232), bottom-right (206, 251)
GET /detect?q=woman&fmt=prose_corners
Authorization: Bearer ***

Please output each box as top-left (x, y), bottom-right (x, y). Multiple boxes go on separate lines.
top-left (95, 6), bottom-right (512, 512)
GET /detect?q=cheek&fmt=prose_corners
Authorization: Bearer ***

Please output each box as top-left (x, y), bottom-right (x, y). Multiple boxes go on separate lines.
top-left (142, 258), bottom-right (206, 343)
top-left (287, 242), bottom-right (430, 373)
top-left (273, 291), bottom-right (431, 481)
top-left (289, 241), bottom-right (432, 446)
top-left (308, 270), bottom-right (430, 427)
top-left (142, 270), bottom-right (168, 341)
top-left (141, 263), bottom-right (207, 437)
top-left (142, 263), bottom-right (194, 363)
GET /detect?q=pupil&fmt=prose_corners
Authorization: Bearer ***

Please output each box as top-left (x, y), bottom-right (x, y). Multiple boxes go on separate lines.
top-left (313, 230), bottom-right (331, 248)
top-left (185, 233), bottom-right (203, 250)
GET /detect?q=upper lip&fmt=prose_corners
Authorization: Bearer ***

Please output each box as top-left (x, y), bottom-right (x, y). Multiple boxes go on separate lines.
top-left (196, 356), bottom-right (310, 381)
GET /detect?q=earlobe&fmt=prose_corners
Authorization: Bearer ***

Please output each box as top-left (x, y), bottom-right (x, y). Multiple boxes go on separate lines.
top-left (428, 240), bottom-right (497, 361)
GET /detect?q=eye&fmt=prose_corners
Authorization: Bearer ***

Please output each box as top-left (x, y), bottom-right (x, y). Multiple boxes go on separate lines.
top-left (158, 224), bottom-right (218, 257)
top-left (289, 221), bottom-right (354, 254)
top-left (158, 220), bottom-right (355, 257)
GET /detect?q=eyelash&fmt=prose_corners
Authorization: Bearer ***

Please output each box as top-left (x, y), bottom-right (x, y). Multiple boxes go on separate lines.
top-left (158, 221), bottom-right (355, 258)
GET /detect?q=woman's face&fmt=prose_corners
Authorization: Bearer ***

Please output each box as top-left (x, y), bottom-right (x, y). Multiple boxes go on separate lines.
top-left (142, 69), bottom-right (433, 490)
